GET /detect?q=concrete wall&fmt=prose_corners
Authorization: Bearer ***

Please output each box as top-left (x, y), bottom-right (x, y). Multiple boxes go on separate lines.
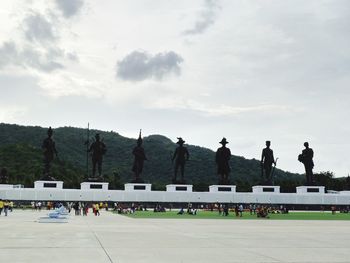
top-left (1, 187), bottom-right (350, 205)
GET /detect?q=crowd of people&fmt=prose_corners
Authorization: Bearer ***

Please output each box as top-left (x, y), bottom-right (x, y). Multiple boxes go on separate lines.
top-left (0, 199), bottom-right (347, 219)
top-left (0, 199), bottom-right (13, 216)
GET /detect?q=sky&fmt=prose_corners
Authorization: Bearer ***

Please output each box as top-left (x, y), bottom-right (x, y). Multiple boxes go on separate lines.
top-left (0, 0), bottom-right (349, 177)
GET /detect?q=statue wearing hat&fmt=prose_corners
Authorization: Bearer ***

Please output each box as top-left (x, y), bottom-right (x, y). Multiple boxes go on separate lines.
top-left (88, 133), bottom-right (107, 179)
top-left (298, 142), bottom-right (314, 185)
top-left (172, 137), bottom-right (189, 183)
top-left (132, 130), bottom-right (147, 183)
top-left (216, 138), bottom-right (231, 184)
top-left (41, 127), bottom-right (58, 181)
top-left (261, 141), bottom-right (276, 185)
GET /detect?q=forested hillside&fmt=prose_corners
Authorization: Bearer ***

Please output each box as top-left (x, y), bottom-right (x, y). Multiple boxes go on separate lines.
top-left (0, 123), bottom-right (309, 190)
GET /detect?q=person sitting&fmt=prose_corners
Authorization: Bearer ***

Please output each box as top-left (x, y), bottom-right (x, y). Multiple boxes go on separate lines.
top-left (177, 208), bottom-right (184, 215)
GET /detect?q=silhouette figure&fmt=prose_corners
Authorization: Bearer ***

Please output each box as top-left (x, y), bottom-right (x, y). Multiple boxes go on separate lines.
top-left (216, 138), bottom-right (231, 184)
top-left (41, 127), bottom-right (58, 181)
top-left (261, 141), bottom-right (276, 185)
top-left (132, 130), bottom-right (147, 183)
top-left (172, 137), bottom-right (189, 183)
top-left (298, 142), bottom-right (314, 185)
top-left (0, 168), bottom-right (9, 184)
top-left (88, 133), bottom-right (106, 179)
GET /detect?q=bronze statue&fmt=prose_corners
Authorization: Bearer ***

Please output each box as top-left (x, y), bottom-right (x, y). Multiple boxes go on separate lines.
top-left (132, 130), bottom-right (147, 183)
top-left (88, 133), bottom-right (106, 179)
top-left (216, 138), bottom-right (231, 184)
top-left (298, 142), bottom-right (314, 185)
top-left (261, 141), bottom-right (276, 185)
top-left (172, 137), bottom-right (189, 183)
top-left (41, 127), bottom-right (58, 181)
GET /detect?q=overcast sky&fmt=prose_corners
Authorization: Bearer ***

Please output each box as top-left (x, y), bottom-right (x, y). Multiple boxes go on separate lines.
top-left (0, 0), bottom-right (349, 177)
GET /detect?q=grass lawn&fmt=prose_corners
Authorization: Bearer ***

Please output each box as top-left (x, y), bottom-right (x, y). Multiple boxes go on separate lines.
top-left (120, 210), bottom-right (350, 220)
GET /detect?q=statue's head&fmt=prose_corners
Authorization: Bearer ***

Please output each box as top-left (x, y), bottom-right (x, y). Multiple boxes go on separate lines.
top-left (47, 127), bottom-right (53, 137)
top-left (219, 137), bottom-right (228, 146)
top-left (176, 137), bottom-right (185, 145)
top-left (266, 140), bottom-right (271, 147)
top-left (304, 142), bottom-right (309, 148)
top-left (95, 133), bottom-right (100, 141)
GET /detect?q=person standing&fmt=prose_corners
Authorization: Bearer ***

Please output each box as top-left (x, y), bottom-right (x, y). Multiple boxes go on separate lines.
top-left (89, 133), bottom-right (107, 179)
top-left (172, 137), bottom-right (189, 183)
top-left (3, 200), bottom-right (9, 216)
top-left (261, 141), bottom-right (276, 185)
top-left (298, 142), bottom-right (315, 185)
top-left (216, 138), bottom-right (231, 184)
top-left (0, 199), bottom-right (4, 215)
top-left (239, 204), bottom-right (243, 217)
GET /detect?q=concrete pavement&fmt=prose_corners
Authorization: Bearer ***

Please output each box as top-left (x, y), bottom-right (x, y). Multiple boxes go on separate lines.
top-left (0, 210), bottom-right (350, 262)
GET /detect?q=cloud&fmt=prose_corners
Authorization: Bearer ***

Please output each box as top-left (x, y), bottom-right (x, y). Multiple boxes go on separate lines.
top-left (151, 98), bottom-right (293, 117)
top-left (55, 0), bottom-right (84, 18)
top-left (183, 0), bottom-right (221, 36)
top-left (37, 71), bottom-right (106, 98)
top-left (22, 12), bottom-right (57, 43)
top-left (0, 105), bottom-right (27, 123)
top-left (0, 41), bottom-right (64, 72)
top-left (116, 51), bottom-right (184, 81)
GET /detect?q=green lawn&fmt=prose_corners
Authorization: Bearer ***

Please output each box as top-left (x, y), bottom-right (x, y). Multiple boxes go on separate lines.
top-left (119, 210), bottom-right (350, 220)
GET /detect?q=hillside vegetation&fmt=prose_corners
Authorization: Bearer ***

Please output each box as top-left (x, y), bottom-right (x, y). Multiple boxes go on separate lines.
top-left (0, 123), bottom-right (333, 191)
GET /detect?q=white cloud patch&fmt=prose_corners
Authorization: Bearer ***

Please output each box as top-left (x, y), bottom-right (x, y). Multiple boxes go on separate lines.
top-left (151, 98), bottom-right (293, 117)
top-left (183, 0), bottom-right (221, 35)
top-left (116, 50), bottom-right (184, 81)
top-left (37, 71), bottom-right (106, 98)
top-left (55, 0), bottom-right (84, 18)
top-left (22, 12), bottom-right (57, 43)
top-left (0, 105), bottom-right (27, 123)
top-left (0, 41), bottom-right (64, 72)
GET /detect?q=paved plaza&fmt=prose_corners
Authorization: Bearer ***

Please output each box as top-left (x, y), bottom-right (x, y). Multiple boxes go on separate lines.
top-left (1, 210), bottom-right (350, 263)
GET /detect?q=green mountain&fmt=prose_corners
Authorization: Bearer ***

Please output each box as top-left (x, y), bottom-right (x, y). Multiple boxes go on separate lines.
top-left (0, 123), bottom-right (305, 190)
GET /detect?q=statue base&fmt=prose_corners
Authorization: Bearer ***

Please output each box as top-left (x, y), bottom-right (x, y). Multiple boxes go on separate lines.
top-left (166, 184), bottom-right (193, 192)
top-left (131, 178), bottom-right (145, 184)
top-left (296, 186), bottom-right (325, 194)
top-left (86, 177), bottom-right (104, 182)
top-left (209, 185), bottom-right (236, 193)
top-left (34, 181), bottom-right (63, 189)
top-left (172, 179), bottom-right (187, 184)
top-left (252, 185), bottom-right (280, 193)
top-left (218, 178), bottom-right (231, 185)
top-left (39, 175), bottom-right (57, 181)
top-left (124, 183), bottom-right (152, 191)
top-left (81, 182), bottom-right (109, 190)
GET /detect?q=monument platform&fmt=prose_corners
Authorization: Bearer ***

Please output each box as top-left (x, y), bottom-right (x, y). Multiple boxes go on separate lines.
top-left (209, 185), bottom-right (236, 193)
top-left (81, 182), bottom-right (109, 190)
top-left (124, 183), bottom-right (152, 191)
top-left (34, 181), bottom-right (63, 189)
top-left (1, 184), bottom-right (350, 205)
top-left (252, 185), bottom-right (280, 193)
top-left (296, 186), bottom-right (325, 194)
top-left (166, 184), bottom-right (193, 192)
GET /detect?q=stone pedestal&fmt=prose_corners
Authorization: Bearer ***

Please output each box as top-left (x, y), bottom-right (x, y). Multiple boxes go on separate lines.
top-left (209, 185), bottom-right (236, 193)
top-left (166, 184), bottom-right (193, 192)
top-left (252, 185), bottom-right (280, 193)
top-left (124, 183), bottom-right (152, 191)
top-left (0, 184), bottom-right (14, 189)
top-left (80, 182), bottom-right (109, 190)
top-left (34, 181), bottom-right (63, 189)
top-left (296, 186), bottom-right (325, 194)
